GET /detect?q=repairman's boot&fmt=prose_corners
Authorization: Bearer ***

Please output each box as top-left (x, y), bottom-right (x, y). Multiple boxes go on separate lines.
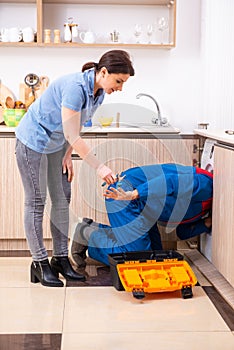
top-left (70, 220), bottom-right (90, 268)
top-left (30, 259), bottom-right (64, 287)
top-left (50, 256), bottom-right (86, 281)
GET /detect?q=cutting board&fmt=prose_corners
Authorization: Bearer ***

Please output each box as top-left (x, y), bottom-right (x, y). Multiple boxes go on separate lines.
top-left (0, 82), bottom-right (15, 123)
top-left (19, 75), bottom-right (49, 104)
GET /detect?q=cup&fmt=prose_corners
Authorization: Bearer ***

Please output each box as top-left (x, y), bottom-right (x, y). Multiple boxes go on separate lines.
top-left (22, 27), bottom-right (34, 43)
top-left (0, 28), bottom-right (9, 42)
top-left (79, 31), bottom-right (95, 44)
top-left (9, 27), bottom-right (22, 42)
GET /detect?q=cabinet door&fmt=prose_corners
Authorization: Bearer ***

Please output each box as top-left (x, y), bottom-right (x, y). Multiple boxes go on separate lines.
top-left (94, 137), bottom-right (199, 224)
top-left (70, 138), bottom-right (97, 231)
top-left (212, 144), bottom-right (234, 287)
top-left (0, 138), bottom-right (25, 239)
top-left (0, 137), bottom-right (54, 241)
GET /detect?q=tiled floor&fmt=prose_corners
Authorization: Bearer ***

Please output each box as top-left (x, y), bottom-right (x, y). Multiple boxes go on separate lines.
top-left (0, 256), bottom-right (234, 350)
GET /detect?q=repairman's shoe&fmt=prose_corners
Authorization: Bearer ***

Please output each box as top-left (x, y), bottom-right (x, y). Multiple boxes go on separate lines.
top-left (30, 259), bottom-right (64, 287)
top-left (50, 256), bottom-right (86, 281)
top-left (70, 219), bottom-right (90, 268)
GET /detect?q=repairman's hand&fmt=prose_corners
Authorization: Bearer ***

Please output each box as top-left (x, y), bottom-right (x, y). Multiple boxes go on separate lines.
top-left (103, 187), bottom-right (139, 201)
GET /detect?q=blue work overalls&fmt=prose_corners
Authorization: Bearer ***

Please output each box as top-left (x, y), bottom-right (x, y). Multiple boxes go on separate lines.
top-left (88, 164), bottom-right (213, 265)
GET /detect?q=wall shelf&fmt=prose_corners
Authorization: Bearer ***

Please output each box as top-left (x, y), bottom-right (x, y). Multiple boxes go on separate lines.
top-left (0, 0), bottom-right (176, 48)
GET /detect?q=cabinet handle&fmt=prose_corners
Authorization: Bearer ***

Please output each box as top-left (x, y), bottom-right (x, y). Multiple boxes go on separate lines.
top-left (71, 153), bottom-right (96, 160)
top-left (71, 154), bottom-right (81, 160)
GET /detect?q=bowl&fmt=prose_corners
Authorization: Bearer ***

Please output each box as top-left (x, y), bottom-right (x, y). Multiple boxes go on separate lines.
top-left (98, 116), bottom-right (113, 127)
top-left (3, 108), bottom-right (26, 127)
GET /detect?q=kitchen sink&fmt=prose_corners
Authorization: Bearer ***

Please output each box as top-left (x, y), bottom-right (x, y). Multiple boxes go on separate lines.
top-left (82, 123), bottom-right (180, 134)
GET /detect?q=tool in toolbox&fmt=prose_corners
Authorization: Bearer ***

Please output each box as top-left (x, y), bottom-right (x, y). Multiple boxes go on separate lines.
top-left (108, 250), bottom-right (197, 300)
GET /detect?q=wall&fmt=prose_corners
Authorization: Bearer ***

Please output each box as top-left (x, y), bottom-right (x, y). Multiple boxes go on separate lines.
top-left (201, 0), bottom-right (234, 130)
top-left (0, 0), bottom-right (203, 133)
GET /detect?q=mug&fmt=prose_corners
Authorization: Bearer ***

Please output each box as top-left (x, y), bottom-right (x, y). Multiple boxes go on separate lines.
top-left (9, 27), bottom-right (22, 42)
top-left (79, 31), bottom-right (95, 44)
top-left (22, 27), bottom-right (34, 43)
top-left (0, 28), bottom-right (9, 42)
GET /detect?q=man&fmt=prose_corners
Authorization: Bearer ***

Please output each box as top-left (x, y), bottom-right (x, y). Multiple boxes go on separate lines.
top-left (71, 163), bottom-right (213, 267)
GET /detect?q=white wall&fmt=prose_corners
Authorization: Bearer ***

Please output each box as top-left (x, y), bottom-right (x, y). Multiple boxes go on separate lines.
top-left (201, 0), bottom-right (234, 130)
top-left (0, 0), bottom-right (204, 133)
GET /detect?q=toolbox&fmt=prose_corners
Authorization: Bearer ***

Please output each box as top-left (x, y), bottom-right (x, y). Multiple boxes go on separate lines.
top-left (108, 250), bottom-right (197, 299)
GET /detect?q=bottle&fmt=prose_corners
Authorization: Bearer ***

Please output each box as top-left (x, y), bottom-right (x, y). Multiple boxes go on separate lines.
top-left (64, 23), bottom-right (72, 43)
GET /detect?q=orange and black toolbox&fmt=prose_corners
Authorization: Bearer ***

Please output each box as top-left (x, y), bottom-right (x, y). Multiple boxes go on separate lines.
top-left (108, 250), bottom-right (197, 299)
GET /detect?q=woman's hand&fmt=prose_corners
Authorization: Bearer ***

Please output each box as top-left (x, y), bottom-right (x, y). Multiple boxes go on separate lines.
top-left (103, 187), bottom-right (139, 201)
top-left (62, 152), bottom-right (74, 182)
top-left (97, 164), bottom-right (115, 185)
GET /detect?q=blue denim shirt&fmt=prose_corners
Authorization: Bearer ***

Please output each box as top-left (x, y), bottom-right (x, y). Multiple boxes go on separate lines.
top-left (15, 69), bottom-right (105, 153)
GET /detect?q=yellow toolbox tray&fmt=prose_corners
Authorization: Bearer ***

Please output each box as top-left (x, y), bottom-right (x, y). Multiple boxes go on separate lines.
top-left (108, 250), bottom-right (197, 299)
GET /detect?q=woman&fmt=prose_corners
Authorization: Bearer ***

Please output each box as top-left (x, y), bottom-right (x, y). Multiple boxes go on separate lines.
top-left (71, 163), bottom-right (213, 266)
top-left (15, 50), bottom-right (135, 287)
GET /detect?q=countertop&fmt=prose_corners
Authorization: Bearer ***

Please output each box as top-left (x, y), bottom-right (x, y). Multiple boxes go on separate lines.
top-left (0, 125), bottom-right (16, 133)
top-left (194, 128), bottom-right (234, 146)
top-left (0, 124), bottom-right (181, 136)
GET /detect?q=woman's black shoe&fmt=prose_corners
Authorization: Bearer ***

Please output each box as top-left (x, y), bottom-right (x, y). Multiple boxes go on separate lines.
top-left (50, 256), bottom-right (86, 281)
top-left (30, 259), bottom-right (64, 287)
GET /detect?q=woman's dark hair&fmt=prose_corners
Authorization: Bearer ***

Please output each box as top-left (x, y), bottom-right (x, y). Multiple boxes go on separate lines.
top-left (82, 50), bottom-right (134, 76)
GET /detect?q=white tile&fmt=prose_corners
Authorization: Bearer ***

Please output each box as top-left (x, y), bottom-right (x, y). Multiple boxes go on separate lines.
top-left (0, 287), bottom-right (65, 333)
top-left (62, 331), bottom-right (234, 350)
top-left (0, 257), bottom-right (33, 288)
top-left (63, 286), bottom-right (229, 333)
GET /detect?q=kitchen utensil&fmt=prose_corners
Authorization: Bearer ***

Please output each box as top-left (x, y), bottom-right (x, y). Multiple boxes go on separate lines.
top-left (147, 24), bottom-right (154, 44)
top-left (36, 75), bottom-right (49, 98)
top-left (134, 24), bottom-right (142, 43)
top-left (0, 28), bottom-right (9, 42)
top-left (22, 27), bottom-right (34, 43)
top-left (110, 30), bottom-right (119, 43)
top-left (64, 23), bottom-right (72, 42)
top-left (5, 96), bottom-right (15, 109)
top-left (24, 73), bottom-right (40, 98)
top-left (79, 31), bottom-right (95, 44)
top-left (116, 112), bottom-right (120, 128)
top-left (25, 95), bottom-right (35, 109)
top-left (157, 17), bottom-right (168, 44)
top-left (9, 27), bottom-right (22, 42)
top-left (3, 108), bottom-right (26, 127)
top-left (53, 29), bottom-right (61, 43)
top-left (0, 82), bottom-right (14, 109)
top-left (44, 29), bottom-right (51, 43)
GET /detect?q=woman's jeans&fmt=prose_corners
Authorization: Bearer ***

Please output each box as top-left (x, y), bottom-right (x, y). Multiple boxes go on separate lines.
top-left (15, 139), bottom-right (71, 261)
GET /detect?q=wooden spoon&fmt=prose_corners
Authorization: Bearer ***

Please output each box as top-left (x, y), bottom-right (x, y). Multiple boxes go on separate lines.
top-left (5, 96), bottom-right (15, 109)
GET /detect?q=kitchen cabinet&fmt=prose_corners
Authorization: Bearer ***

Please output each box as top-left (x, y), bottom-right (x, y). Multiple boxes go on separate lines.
top-left (94, 137), bottom-right (199, 224)
top-left (0, 133), bottom-right (198, 252)
top-left (0, 0), bottom-right (176, 48)
top-left (0, 136), bottom-right (52, 251)
top-left (212, 143), bottom-right (234, 288)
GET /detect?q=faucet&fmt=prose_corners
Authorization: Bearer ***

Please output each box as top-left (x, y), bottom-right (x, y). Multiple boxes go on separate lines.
top-left (136, 93), bottom-right (163, 126)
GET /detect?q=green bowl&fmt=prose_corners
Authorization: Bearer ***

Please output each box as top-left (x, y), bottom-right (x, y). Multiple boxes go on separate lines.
top-left (3, 109), bottom-right (26, 127)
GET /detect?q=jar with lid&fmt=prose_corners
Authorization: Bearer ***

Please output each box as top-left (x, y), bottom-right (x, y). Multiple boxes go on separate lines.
top-left (64, 23), bottom-right (72, 42)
